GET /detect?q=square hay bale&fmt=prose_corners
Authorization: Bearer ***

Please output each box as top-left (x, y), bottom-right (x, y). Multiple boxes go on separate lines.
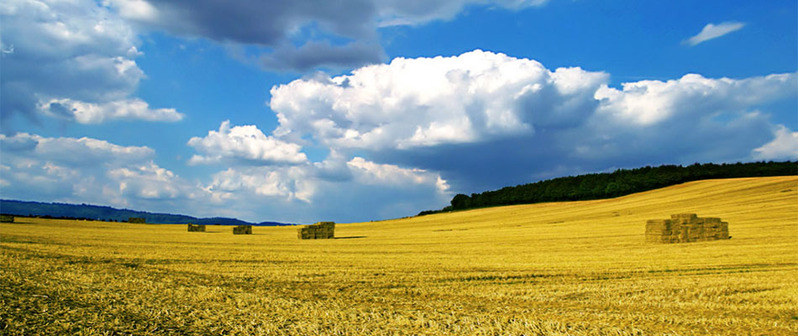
top-left (646, 219), bottom-right (671, 234)
top-left (187, 223), bottom-right (206, 232)
top-left (670, 213), bottom-right (697, 225)
top-left (647, 214), bottom-right (730, 243)
top-left (233, 225), bottom-right (252, 235)
top-left (297, 221), bottom-right (335, 239)
top-left (297, 227), bottom-right (314, 239)
top-left (0, 215), bottom-right (14, 223)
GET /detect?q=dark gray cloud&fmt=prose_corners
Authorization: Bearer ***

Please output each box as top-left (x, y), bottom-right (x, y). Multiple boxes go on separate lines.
top-left (119, 0), bottom-right (377, 44)
top-left (260, 41), bottom-right (386, 71)
top-left (116, 0), bottom-right (550, 41)
top-left (108, 0), bottom-right (550, 71)
top-left (112, 0), bottom-right (383, 70)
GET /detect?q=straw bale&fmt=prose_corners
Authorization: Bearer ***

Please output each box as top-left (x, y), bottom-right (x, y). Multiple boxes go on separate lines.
top-left (188, 223), bottom-right (206, 232)
top-left (233, 225), bottom-right (252, 235)
top-left (647, 214), bottom-right (730, 243)
top-left (671, 213), bottom-right (697, 221)
top-left (646, 219), bottom-right (672, 235)
top-left (297, 221), bottom-right (335, 239)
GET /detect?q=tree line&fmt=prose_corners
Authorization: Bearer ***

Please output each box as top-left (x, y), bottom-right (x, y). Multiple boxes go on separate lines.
top-left (420, 161), bottom-right (796, 215)
top-left (0, 200), bottom-right (293, 226)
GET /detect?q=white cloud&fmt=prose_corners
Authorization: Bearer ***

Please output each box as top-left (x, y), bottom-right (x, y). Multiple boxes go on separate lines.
top-left (347, 157), bottom-right (450, 193)
top-left (0, 127), bottom-right (454, 223)
top-left (0, 0), bottom-right (179, 123)
top-left (207, 166), bottom-right (315, 203)
top-left (753, 126), bottom-right (798, 160)
top-left (270, 50), bottom-right (607, 150)
top-left (38, 98), bottom-right (184, 124)
top-left (109, 0), bottom-right (158, 21)
top-left (0, 132), bottom-right (154, 165)
top-left (187, 121), bottom-right (308, 165)
top-left (268, 50), bottom-right (797, 196)
top-left (199, 153), bottom-right (450, 203)
top-left (197, 155), bottom-right (450, 222)
top-left (685, 21), bottom-right (745, 46)
top-left (108, 162), bottom-right (194, 200)
top-left (594, 73), bottom-right (798, 126)
top-left (0, 132), bottom-right (199, 211)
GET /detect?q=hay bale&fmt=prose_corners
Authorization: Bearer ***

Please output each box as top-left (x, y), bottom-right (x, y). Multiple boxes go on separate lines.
top-left (187, 223), bottom-right (206, 232)
top-left (646, 219), bottom-right (671, 232)
top-left (297, 221), bottom-right (335, 239)
top-left (646, 214), bottom-right (730, 243)
top-left (233, 225), bottom-right (252, 235)
top-left (0, 215), bottom-right (14, 223)
top-left (128, 217), bottom-right (146, 224)
top-left (670, 213), bottom-right (697, 225)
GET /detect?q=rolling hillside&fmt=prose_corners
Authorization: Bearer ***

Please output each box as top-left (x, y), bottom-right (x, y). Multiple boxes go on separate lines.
top-left (349, 175), bottom-right (796, 242)
top-left (1, 176), bottom-right (796, 335)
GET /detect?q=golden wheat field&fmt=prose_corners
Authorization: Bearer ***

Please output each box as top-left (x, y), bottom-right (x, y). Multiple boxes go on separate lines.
top-left (1, 176), bottom-right (797, 335)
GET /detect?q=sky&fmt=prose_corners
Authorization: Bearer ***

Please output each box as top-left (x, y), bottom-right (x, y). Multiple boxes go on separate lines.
top-left (1, 0), bottom-right (796, 224)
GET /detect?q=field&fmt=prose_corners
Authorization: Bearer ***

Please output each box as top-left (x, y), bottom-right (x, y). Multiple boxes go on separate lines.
top-left (1, 176), bottom-right (797, 335)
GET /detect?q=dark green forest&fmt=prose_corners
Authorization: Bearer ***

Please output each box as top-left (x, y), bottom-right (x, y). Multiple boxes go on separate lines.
top-left (421, 161), bottom-right (796, 215)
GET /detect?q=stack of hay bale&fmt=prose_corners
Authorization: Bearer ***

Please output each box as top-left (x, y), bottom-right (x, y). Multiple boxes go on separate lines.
top-left (187, 223), bottom-right (206, 232)
top-left (0, 215), bottom-right (14, 223)
top-left (233, 225), bottom-right (252, 235)
top-left (646, 213), bottom-right (729, 243)
top-left (297, 221), bottom-right (335, 239)
top-left (128, 217), bottom-right (146, 223)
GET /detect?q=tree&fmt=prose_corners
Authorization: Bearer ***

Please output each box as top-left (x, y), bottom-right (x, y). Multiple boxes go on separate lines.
top-left (450, 194), bottom-right (471, 210)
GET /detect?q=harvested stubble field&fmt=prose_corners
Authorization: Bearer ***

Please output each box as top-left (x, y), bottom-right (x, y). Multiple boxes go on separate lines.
top-left (1, 176), bottom-right (797, 335)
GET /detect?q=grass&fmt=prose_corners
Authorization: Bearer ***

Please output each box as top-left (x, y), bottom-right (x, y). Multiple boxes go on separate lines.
top-left (1, 176), bottom-right (797, 335)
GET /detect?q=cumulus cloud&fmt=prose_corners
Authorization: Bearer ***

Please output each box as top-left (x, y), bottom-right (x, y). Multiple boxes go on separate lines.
top-left (0, 126), bottom-right (453, 223)
top-left (347, 157), bottom-right (450, 193)
top-left (108, 163), bottom-right (194, 200)
top-left (594, 73), bottom-right (797, 126)
top-left (0, 0), bottom-right (179, 123)
top-left (0, 132), bottom-right (154, 166)
top-left (207, 166), bottom-right (315, 203)
top-left (184, 121), bottom-right (453, 221)
top-left (187, 121), bottom-right (308, 165)
top-left (753, 126), bottom-right (798, 160)
top-left (685, 21), bottom-right (745, 46)
top-left (0, 132), bottom-right (197, 209)
top-left (269, 50), bottom-right (798, 193)
top-left (38, 98), bottom-right (184, 124)
top-left (270, 50), bottom-right (607, 150)
top-left (199, 155), bottom-right (451, 222)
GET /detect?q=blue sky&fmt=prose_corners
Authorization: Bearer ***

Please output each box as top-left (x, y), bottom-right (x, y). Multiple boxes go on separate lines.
top-left (1, 0), bottom-right (796, 223)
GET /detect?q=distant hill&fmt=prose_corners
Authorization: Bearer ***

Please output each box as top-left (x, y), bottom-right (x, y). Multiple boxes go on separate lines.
top-left (0, 200), bottom-right (295, 226)
top-left (421, 161), bottom-right (797, 215)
